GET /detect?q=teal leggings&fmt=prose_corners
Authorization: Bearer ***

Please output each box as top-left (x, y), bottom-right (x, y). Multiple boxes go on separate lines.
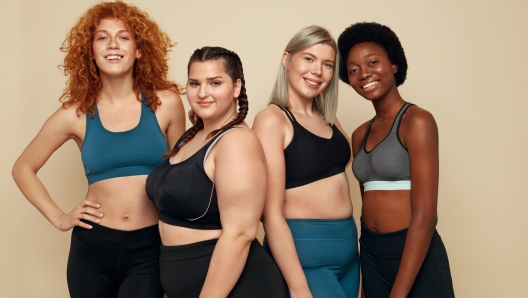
top-left (265, 217), bottom-right (360, 298)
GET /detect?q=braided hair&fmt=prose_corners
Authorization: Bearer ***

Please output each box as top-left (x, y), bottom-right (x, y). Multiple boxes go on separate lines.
top-left (165, 46), bottom-right (248, 158)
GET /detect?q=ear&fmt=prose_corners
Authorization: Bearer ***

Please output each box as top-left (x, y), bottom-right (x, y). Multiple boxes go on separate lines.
top-left (392, 63), bottom-right (398, 74)
top-left (234, 78), bottom-right (242, 98)
top-left (136, 48), bottom-right (142, 59)
top-left (281, 52), bottom-right (290, 68)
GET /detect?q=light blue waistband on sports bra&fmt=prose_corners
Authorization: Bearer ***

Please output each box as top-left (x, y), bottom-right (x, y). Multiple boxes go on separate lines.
top-left (363, 180), bottom-right (411, 191)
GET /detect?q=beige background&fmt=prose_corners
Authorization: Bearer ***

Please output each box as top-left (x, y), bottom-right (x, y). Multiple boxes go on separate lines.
top-left (1, 0), bottom-right (527, 297)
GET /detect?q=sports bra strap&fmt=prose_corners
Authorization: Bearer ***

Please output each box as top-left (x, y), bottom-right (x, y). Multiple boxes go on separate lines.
top-left (391, 102), bottom-right (413, 133)
top-left (272, 103), bottom-right (296, 122)
top-left (203, 126), bottom-right (251, 164)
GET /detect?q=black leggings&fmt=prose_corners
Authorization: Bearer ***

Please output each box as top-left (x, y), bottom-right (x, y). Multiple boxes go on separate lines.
top-left (160, 238), bottom-right (287, 298)
top-left (67, 222), bottom-right (164, 298)
top-left (360, 221), bottom-right (455, 298)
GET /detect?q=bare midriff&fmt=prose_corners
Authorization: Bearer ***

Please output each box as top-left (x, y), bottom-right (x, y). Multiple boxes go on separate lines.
top-left (284, 172), bottom-right (353, 220)
top-left (85, 175), bottom-right (159, 231)
top-left (159, 224), bottom-right (222, 246)
top-left (361, 190), bottom-right (412, 233)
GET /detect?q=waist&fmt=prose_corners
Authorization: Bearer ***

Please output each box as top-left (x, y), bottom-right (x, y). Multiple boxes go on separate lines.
top-left (74, 220), bottom-right (160, 249)
top-left (159, 221), bottom-right (222, 246)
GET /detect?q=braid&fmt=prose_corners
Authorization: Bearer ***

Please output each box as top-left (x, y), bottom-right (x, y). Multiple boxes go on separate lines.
top-left (167, 46), bottom-right (248, 157)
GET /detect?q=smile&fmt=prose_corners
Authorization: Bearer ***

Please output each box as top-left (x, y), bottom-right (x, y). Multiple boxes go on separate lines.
top-left (304, 78), bottom-right (321, 87)
top-left (362, 81), bottom-right (379, 89)
top-left (105, 55), bottom-right (123, 61)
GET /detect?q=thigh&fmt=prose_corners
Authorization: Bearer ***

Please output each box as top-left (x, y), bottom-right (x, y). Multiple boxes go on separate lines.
top-left (229, 241), bottom-right (286, 298)
top-left (304, 268), bottom-right (347, 298)
top-left (160, 254), bottom-right (210, 298)
top-left (360, 248), bottom-right (394, 298)
top-left (118, 245), bottom-right (164, 298)
top-left (339, 251), bottom-right (360, 298)
top-left (67, 233), bottom-right (118, 298)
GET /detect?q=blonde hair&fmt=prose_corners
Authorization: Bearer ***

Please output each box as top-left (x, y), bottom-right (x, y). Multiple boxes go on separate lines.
top-left (269, 25), bottom-right (340, 124)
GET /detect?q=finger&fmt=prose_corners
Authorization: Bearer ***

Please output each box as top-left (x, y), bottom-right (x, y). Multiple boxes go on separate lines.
top-left (83, 207), bottom-right (104, 218)
top-left (81, 214), bottom-right (102, 224)
top-left (81, 200), bottom-right (101, 209)
top-left (77, 219), bottom-right (93, 229)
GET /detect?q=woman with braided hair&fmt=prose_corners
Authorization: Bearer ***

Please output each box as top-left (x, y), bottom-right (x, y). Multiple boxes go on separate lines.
top-left (12, 2), bottom-right (184, 297)
top-left (146, 46), bottom-right (286, 298)
top-left (253, 26), bottom-right (360, 297)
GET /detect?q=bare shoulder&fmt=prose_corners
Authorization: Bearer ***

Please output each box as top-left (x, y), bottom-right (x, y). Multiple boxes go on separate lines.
top-left (402, 105), bottom-right (437, 133)
top-left (51, 103), bottom-right (85, 135)
top-left (352, 120), bottom-right (370, 143)
top-left (216, 128), bottom-right (263, 154)
top-left (156, 89), bottom-right (184, 111)
top-left (253, 105), bottom-right (289, 133)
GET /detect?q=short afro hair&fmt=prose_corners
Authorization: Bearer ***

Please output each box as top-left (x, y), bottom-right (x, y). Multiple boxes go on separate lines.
top-left (338, 22), bottom-right (407, 87)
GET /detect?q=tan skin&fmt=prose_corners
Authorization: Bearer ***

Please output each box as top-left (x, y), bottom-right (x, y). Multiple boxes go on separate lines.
top-left (12, 18), bottom-right (185, 232)
top-left (161, 60), bottom-right (267, 298)
top-left (347, 41), bottom-right (438, 298)
top-left (252, 43), bottom-right (353, 298)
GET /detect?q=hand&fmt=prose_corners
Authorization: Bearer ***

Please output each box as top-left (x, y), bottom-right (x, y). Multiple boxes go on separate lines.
top-left (188, 109), bottom-right (198, 125)
top-left (54, 200), bottom-right (103, 231)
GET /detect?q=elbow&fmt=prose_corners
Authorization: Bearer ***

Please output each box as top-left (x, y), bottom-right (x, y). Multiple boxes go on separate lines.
top-left (412, 213), bottom-right (438, 231)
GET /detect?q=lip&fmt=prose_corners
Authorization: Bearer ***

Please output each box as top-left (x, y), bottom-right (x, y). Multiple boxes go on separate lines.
top-left (104, 53), bottom-right (124, 61)
top-left (361, 80), bottom-right (379, 91)
top-left (196, 101), bottom-right (214, 107)
top-left (303, 77), bottom-right (322, 89)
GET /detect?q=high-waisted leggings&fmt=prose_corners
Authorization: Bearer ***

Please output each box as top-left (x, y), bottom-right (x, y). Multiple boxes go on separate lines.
top-left (264, 217), bottom-right (360, 298)
top-left (67, 221), bottom-right (164, 298)
top-left (360, 221), bottom-right (455, 297)
top-left (159, 238), bottom-right (286, 298)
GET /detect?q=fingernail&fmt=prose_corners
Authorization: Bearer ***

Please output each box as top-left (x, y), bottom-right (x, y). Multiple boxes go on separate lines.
top-left (88, 225), bottom-right (93, 229)
top-left (96, 219), bottom-right (100, 223)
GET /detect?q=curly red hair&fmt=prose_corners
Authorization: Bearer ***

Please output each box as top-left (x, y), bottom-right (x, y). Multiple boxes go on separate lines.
top-left (59, 1), bottom-right (182, 115)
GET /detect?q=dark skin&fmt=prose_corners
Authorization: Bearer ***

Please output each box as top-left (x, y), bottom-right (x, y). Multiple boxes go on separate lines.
top-left (347, 42), bottom-right (439, 298)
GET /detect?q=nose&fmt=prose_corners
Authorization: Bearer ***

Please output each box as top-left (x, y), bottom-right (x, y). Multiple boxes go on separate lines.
top-left (311, 64), bottom-right (322, 76)
top-left (107, 38), bottom-right (119, 50)
top-left (198, 84), bottom-right (208, 99)
top-left (359, 66), bottom-right (371, 79)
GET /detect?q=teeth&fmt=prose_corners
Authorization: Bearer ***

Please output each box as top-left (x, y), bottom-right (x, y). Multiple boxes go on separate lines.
top-left (305, 79), bottom-right (319, 86)
top-left (363, 81), bottom-right (378, 89)
top-left (106, 55), bottom-right (121, 60)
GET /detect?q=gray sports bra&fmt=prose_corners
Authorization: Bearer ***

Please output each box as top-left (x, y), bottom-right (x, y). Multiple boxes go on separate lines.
top-left (352, 102), bottom-right (413, 191)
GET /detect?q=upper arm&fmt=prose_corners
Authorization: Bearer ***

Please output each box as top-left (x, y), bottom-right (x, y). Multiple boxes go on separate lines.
top-left (212, 130), bottom-right (267, 238)
top-left (156, 89), bottom-right (185, 149)
top-left (252, 108), bottom-right (288, 221)
top-left (402, 108), bottom-right (439, 221)
top-left (13, 106), bottom-right (82, 174)
top-left (333, 117), bottom-right (352, 167)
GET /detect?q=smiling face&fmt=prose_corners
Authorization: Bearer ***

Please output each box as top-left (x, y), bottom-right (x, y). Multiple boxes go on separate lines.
top-left (346, 41), bottom-right (398, 102)
top-left (92, 18), bottom-right (141, 79)
top-left (284, 42), bottom-right (335, 103)
top-left (186, 60), bottom-right (241, 123)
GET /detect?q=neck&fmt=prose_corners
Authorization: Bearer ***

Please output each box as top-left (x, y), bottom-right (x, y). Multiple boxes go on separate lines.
top-left (201, 107), bottom-right (238, 137)
top-left (372, 88), bottom-right (405, 120)
top-left (98, 72), bottom-right (137, 104)
top-left (287, 87), bottom-right (316, 115)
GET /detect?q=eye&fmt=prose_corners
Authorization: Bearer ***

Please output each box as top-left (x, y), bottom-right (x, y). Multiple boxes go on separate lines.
top-left (304, 57), bottom-right (313, 62)
top-left (211, 81), bottom-right (221, 86)
top-left (96, 36), bottom-right (107, 41)
top-left (369, 60), bottom-right (378, 65)
top-left (119, 35), bottom-right (130, 41)
top-left (188, 82), bottom-right (199, 87)
top-left (349, 68), bottom-right (358, 75)
top-left (323, 63), bottom-right (334, 69)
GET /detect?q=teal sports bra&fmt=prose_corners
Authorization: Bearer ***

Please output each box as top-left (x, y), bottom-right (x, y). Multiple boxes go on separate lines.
top-left (81, 98), bottom-right (167, 185)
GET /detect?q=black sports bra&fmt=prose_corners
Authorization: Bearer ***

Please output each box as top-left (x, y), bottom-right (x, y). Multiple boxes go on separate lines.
top-left (146, 127), bottom-right (245, 229)
top-left (275, 105), bottom-right (351, 189)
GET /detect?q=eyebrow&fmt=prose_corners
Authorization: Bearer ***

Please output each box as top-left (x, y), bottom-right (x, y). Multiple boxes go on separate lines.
top-left (94, 29), bottom-right (130, 34)
top-left (188, 76), bottom-right (224, 81)
top-left (347, 53), bottom-right (377, 66)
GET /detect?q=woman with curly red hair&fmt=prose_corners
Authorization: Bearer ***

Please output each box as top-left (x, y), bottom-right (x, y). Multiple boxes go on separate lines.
top-left (12, 2), bottom-right (185, 297)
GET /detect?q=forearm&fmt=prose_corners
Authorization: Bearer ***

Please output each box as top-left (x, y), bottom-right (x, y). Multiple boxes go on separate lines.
top-left (264, 219), bottom-right (310, 295)
top-left (12, 165), bottom-right (65, 227)
top-left (199, 233), bottom-right (253, 298)
top-left (390, 218), bottom-right (436, 298)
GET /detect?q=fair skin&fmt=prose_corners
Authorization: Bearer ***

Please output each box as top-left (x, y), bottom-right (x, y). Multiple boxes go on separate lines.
top-left (252, 43), bottom-right (353, 298)
top-left (159, 60), bottom-right (267, 298)
top-left (12, 18), bottom-right (185, 232)
top-left (347, 41), bottom-right (438, 298)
